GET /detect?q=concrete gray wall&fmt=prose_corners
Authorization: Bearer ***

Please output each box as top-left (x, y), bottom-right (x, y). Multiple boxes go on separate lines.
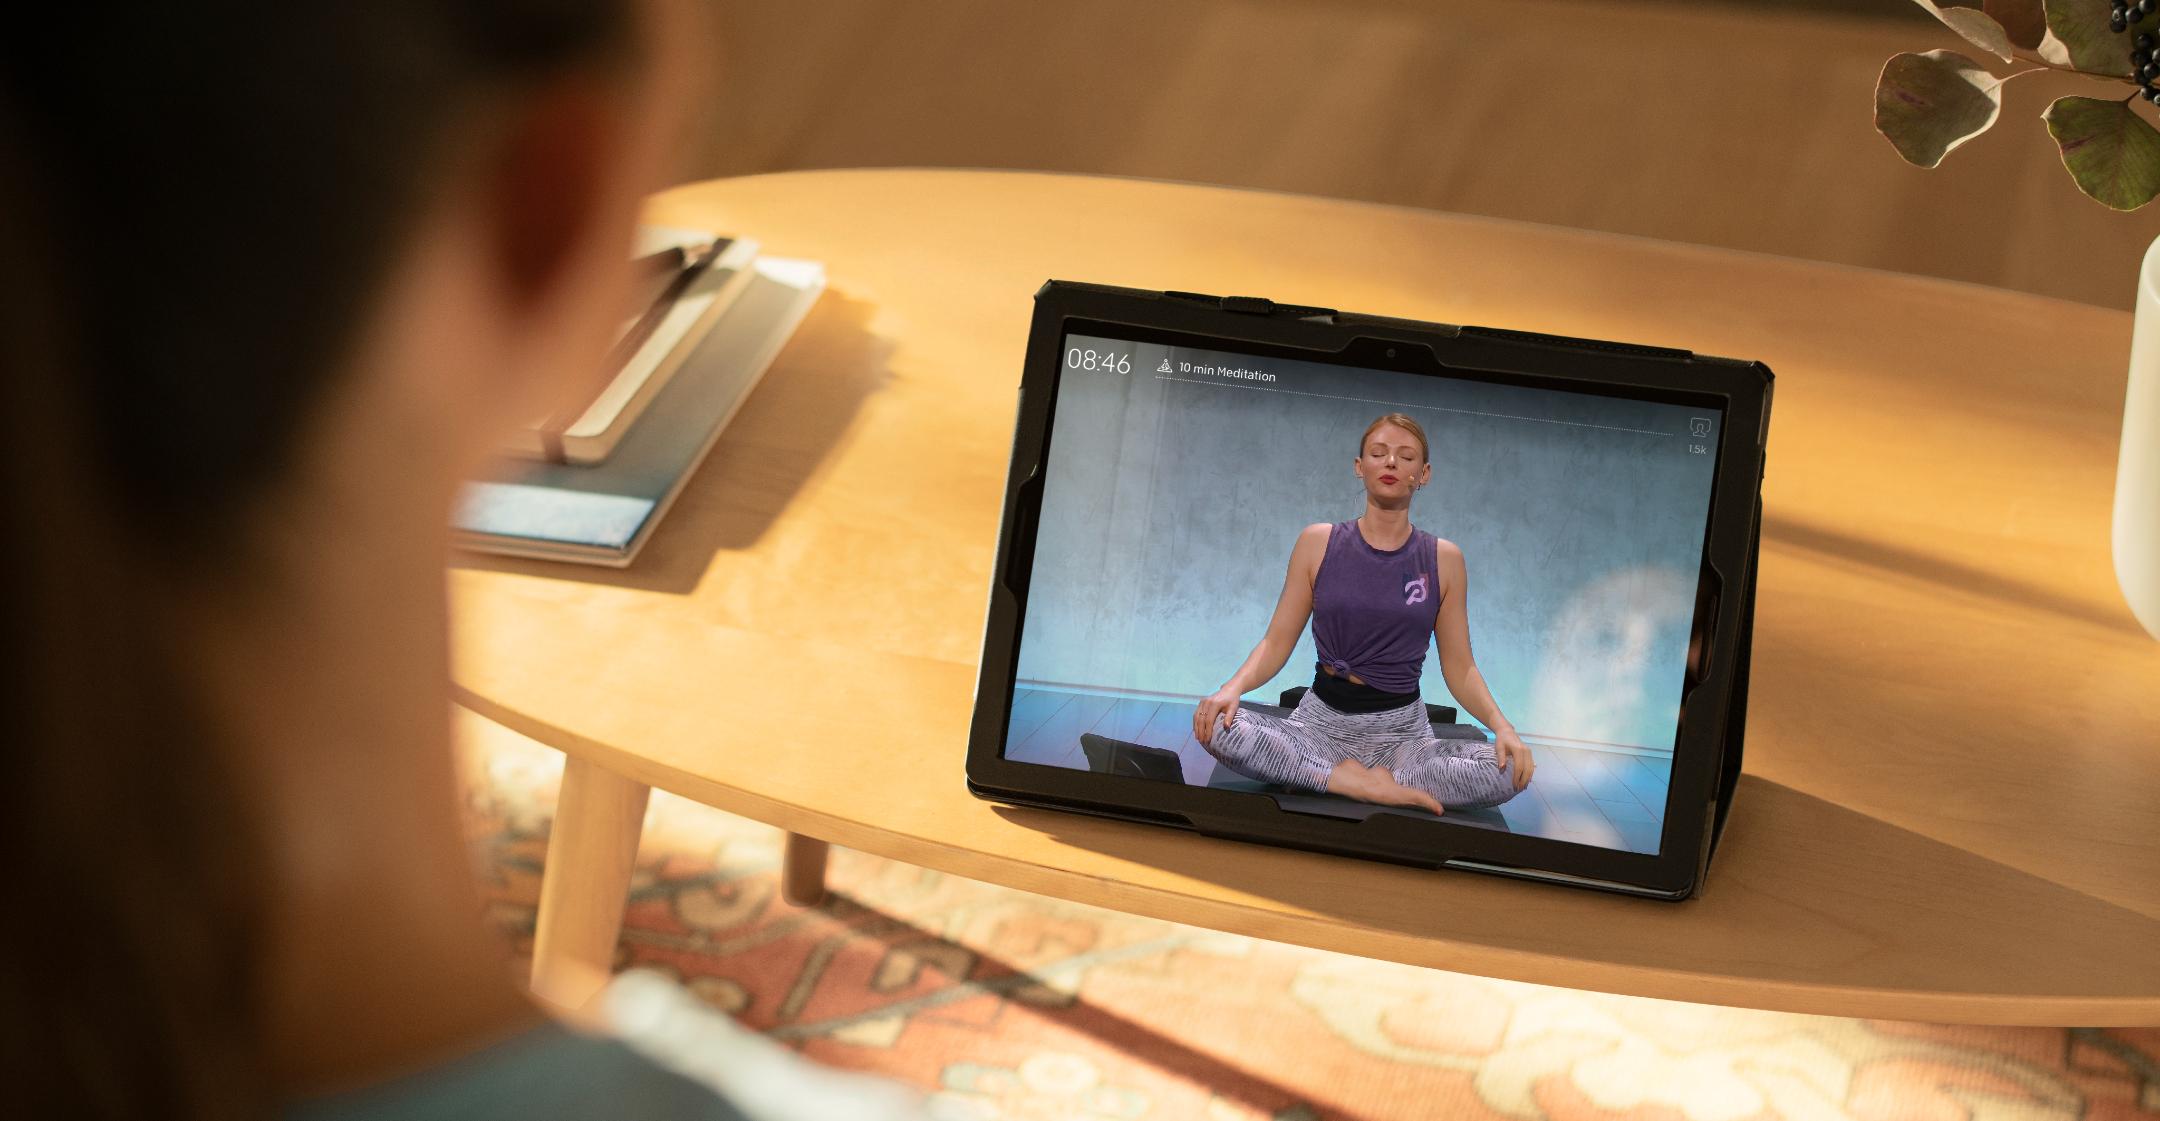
top-left (1013, 334), bottom-right (1721, 754)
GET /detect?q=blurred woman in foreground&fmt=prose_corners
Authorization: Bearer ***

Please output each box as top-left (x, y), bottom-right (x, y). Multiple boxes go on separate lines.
top-left (0, 5), bottom-right (923, 1118)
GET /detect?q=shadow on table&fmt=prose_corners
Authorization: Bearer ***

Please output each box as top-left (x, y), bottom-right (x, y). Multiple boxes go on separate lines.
top-left (987, 772), bottom-right (2160, 1000)
top-left (449, 289), bottom-right (894, 596)
top-left (1762, 511), bottom-right (2147, 639)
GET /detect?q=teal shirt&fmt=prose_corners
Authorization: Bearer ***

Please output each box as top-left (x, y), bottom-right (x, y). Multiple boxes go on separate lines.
top-left (287, 1022), bottom-right (750, 1121)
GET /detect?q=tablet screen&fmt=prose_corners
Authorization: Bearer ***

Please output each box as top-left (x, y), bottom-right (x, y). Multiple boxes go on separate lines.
top-left (1003, 332), bottom-right (1724, 855)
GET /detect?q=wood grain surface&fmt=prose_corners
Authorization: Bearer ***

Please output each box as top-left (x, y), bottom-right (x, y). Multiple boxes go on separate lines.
top-left (450, 169), bottom-right (2160, 1026)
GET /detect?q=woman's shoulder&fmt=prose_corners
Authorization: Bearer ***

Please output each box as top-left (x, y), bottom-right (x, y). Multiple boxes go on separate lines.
top-left (286, 1021), bottom-right (749, 1121)
top-left (289, 972), bottom-right (930, 1121)
top-left (1413, 525), bottom-right (1459, 553)
top-left (1295, 521), bottom-right (1343, 555)
top-left (1288, 522), bottom-right (1339, 578)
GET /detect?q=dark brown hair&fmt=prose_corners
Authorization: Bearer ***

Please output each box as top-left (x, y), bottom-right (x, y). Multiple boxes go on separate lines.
top-left (0, 6), bottom-right (632, 1117)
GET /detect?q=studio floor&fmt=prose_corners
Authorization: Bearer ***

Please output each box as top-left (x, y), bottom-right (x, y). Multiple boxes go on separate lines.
top-left (1005, 686), bottom-right (1668, 853)
top-left (458, 711), bottom-right (2159, 1120)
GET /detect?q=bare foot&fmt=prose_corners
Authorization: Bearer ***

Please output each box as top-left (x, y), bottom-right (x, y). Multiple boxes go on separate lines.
top-left (1325, 759), bottom-right (1444, 815)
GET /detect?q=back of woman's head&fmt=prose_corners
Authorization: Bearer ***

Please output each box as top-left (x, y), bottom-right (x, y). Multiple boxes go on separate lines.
top-left (0, 6), bottom-right (634, 1116)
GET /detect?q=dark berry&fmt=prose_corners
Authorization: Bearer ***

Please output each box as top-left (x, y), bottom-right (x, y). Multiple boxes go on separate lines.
top-left (2140, 32), bottom-right (2154, 47)
top-left (2118, 15), bottom-right (2133, 31)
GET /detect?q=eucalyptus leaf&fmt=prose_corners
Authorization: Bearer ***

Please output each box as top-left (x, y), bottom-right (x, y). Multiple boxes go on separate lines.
top-left (1985, 0), bottom-right (2048, 48)
top-left (2044, 95), bottom-right (2160, 208)
top-left (2042, 0), bottom-right (2159, 76)
top-left (1875, 50), bottom-right (2006, 167)
top-left (1909, 0), bottom-right (2021, 60)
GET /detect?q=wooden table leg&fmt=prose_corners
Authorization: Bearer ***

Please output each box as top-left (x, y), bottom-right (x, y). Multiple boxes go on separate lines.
top-left (530, 756), bottom-right (650, 1013)
top-left (782, 832), bottom-right (830, 907)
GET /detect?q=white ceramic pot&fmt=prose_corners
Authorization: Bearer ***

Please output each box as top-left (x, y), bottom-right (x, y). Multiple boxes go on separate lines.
top-left (2118, 236), bottom-right (2160, 639)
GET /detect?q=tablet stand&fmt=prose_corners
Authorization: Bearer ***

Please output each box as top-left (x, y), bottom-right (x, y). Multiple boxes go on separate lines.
top-left (1697, 497), bottom-right (1762, 893)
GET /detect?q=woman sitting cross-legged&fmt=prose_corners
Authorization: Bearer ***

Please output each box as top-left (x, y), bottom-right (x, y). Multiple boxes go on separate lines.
top-left (1193, 413), bottom-right (1537, 816)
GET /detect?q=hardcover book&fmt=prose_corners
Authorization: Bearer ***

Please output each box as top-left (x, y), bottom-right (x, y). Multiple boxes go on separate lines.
top-left (500, 226), bottom-right (761, 465)
top-left (454, 256), bottom-right (825, 566)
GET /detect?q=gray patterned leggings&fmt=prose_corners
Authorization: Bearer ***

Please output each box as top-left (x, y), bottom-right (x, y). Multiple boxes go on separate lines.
top-left (1201, 689), bottom-right (1520, 809)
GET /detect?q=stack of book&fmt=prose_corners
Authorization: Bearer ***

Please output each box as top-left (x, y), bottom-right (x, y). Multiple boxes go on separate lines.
top-left (454, 225), bottom-right (826, 567)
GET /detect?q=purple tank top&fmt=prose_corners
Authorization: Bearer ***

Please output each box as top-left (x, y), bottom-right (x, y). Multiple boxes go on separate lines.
top-left (1310, 520), bottom-right (1440, 694)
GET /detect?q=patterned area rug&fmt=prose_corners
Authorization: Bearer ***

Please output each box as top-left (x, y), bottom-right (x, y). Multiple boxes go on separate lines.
top-left (458, 716), bottom-right (2158, 1121)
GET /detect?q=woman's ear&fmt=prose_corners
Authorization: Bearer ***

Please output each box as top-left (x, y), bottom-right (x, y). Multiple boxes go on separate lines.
top-left (480, 0), bottom-right (706, 318)
top-left (483, 76), bottom-right (630, 313)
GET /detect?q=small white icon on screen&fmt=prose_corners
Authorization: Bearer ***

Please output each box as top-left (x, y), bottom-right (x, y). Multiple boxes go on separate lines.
top-left (1158, 358), bottom-right (1172, 373)
top-left (1689, 417), bottom-right (1712, 438)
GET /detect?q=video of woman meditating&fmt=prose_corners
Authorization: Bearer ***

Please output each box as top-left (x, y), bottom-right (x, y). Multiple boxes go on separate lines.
top-left (1003, 334), bottom-right (1725, 855)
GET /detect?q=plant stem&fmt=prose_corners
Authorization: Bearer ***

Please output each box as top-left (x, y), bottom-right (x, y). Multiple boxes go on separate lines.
top-left (1994, 53), bottom-right (2143, 83)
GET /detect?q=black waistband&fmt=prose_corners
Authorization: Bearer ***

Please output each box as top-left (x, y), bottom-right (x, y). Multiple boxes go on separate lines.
top-left (1310, 662), bottom-right (1421, 714)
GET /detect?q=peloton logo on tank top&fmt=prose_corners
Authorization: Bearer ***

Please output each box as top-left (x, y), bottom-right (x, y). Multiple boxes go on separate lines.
top-left (1403, 572), bottom-right (1430, 607)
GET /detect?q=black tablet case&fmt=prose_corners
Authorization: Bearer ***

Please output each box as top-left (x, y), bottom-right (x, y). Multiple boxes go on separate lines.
top-left (971, 281), bottom-right (1767, 901)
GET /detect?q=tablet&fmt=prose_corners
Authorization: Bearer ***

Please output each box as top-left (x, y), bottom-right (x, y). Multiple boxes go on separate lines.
top-left (967, 282), bottom-right (1770, 900)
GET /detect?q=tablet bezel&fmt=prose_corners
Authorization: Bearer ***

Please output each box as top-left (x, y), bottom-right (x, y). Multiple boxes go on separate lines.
top-left (966, 281), bottom-right (1770, 900)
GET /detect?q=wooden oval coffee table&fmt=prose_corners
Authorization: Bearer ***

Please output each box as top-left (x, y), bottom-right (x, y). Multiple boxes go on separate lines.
top-left (450, 169), bottom-right (2160, 1026)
